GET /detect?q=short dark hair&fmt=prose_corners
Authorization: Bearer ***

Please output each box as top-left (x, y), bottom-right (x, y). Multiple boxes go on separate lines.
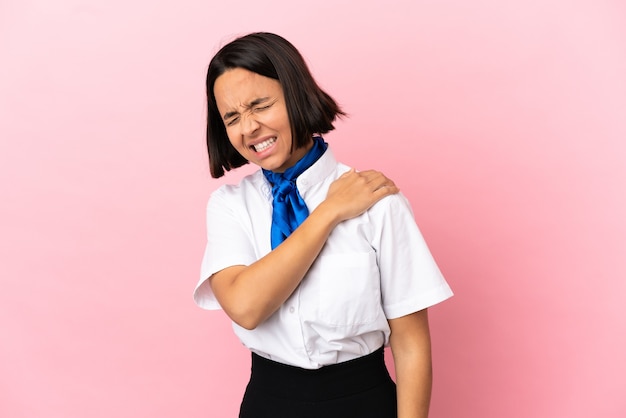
top-left (205, 32), bottom-right (345, 178)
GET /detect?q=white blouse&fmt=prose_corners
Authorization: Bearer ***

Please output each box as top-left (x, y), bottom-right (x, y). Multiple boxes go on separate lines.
top-left (194, 147), bottom-right (453, 369)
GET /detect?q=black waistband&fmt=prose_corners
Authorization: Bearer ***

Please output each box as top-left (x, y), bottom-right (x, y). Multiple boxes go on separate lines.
top-left (248, 347), bottom-right (391, 401)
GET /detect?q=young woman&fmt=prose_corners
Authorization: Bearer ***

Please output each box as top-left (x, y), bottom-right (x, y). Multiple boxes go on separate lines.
top-left (194, 32), bottom-right (453, 418)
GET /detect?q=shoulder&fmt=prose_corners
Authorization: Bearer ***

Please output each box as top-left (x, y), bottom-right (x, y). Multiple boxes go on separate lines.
top-left (378, 191), bottom-right (413, 211)
top-left (210, 170), bottom-right (267, 202)
top-left (367, 192), bottom-right (416, 224)
top-left (331, 159), bottom-right (414, 216)
top-left (207, 170), bottom-right (269, 216)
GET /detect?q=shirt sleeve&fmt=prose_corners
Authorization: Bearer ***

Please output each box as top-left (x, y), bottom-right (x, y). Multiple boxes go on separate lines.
top-left (193, 188), bottom-right (258, 310)
top-left (372, 194), bottom-right (453, 319)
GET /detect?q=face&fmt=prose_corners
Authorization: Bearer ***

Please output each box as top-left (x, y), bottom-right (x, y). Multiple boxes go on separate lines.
top-left (213, 68), bottom-right (313, 173)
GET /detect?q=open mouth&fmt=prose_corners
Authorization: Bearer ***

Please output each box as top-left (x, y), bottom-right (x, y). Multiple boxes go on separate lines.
top-left (252, 137), bottom-right (277, 152)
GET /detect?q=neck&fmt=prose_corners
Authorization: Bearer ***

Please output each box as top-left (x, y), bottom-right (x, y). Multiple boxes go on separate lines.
top-left (263, 136), bottom-right (327, 179)
top-left (276, 138), bottom-right (314, 173)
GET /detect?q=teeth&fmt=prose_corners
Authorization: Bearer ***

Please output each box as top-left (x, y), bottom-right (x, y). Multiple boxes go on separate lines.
top-left (253, 137), bottom-right (276, 152)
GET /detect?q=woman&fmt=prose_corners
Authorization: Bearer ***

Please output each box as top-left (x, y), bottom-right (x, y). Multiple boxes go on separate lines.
top-left (194, 32), bottom-right (453, 418)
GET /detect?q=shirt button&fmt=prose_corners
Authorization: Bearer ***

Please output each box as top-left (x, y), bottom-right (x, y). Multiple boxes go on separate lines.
top-left (289, 306), bottom-right (295, 313)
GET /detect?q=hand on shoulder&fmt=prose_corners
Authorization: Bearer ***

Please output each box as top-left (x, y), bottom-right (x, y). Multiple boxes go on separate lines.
top-left (321, 168), bottom-right (399, 222)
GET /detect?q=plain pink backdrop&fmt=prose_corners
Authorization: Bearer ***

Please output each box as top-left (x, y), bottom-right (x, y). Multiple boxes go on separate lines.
top-left (1, 0), bottom-right (625, 417)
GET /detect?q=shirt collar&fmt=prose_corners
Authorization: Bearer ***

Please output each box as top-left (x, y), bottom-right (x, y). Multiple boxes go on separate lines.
top-left (255, 145), bottom-right (337, 201)
top-left (296, 146), bottom-right (337, 195)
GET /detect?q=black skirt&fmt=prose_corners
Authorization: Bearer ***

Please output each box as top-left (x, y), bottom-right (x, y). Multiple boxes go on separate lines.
top-left (239, 346), bottom-right (397, 418)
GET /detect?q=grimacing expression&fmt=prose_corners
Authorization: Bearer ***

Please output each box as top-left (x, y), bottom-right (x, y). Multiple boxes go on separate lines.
top-left (213, 68), bottom-right (313, 173)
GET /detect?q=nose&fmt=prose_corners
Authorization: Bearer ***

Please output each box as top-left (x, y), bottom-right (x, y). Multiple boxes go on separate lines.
top-left (240, 112), bottom-right (260, 137)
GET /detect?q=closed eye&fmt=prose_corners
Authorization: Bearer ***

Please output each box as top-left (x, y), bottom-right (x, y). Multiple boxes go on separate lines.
top-left (254, 102), bottom-right (274, 112)
top-left (222, 98), bottom-right (276, 126)
top-left (225, 116), bottom-right (240, 126)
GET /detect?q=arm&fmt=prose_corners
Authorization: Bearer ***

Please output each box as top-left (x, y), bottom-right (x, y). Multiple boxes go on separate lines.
top-left (210, 169), bottom-right (398, 330)
top-left (389, 309), bottom-right (433, 418)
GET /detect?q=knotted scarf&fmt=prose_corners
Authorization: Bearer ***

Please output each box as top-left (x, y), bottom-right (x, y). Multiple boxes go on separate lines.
top-left (262, 136), bottom-right (327, 249)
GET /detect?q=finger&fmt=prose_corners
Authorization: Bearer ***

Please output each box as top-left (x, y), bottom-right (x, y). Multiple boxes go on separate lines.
top-left (341, 169), bottom-right (398, 193)
top-left (353, 169), bottom-right (378, 179)
top-left (339, 168), bottom-right (357, 178)
top-left (361, 172), bottom-right (395, 190)
top-left (372, 183), bottom-right (400, 198)
top-left (368, 173), bottom-right (399, 192)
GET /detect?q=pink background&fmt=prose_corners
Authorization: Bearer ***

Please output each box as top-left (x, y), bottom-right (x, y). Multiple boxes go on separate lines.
top-left (2, 0), bottom-right (625, 417)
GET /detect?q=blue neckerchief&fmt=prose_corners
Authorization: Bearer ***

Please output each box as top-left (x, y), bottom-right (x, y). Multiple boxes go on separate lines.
top-left (262, 136), bottom-right (328, 249)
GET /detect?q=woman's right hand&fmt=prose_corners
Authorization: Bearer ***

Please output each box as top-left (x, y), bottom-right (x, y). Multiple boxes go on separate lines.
top-left (322, 169), bottom-right (399, 223)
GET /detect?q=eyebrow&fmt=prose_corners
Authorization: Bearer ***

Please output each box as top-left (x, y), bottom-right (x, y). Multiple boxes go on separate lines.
top-left (222, 97), bottom-right (272, 120)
